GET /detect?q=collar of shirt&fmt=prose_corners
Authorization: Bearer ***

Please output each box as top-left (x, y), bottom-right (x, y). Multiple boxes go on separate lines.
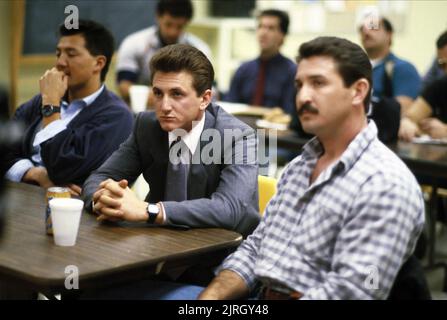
top-left (302, 121), bottom-right (378, 177)
top-left (168, 113), bottom-right (206, 156)
top-left (370, 58), bottom-right (383, 68)
top-left (61, 84), bottom-right (104, 108)
top-left (371, 52), bottom-right (395, 69)
top-left (258, 52), bottom-right (282, 64)
top-left (60, 84), bottom-right (104, 115)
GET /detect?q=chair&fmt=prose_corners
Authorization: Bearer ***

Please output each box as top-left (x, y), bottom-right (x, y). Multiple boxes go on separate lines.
top-left (388, 255), bottom-right (432, 300)
top-left (258, 176), bottom-right (277, 216)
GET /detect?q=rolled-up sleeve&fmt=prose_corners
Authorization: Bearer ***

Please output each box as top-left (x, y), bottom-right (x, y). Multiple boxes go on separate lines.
top-left (33, 119), bottom-right (69, 147)
top-left (5, 159), bottom-right (35, 182)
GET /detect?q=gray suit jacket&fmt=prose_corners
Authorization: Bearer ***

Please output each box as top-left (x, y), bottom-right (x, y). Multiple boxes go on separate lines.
top-left (82, 103), bottom-right (260, 237)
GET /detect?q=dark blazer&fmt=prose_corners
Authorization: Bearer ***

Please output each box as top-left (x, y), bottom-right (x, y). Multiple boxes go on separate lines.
top-left (3, 87), bottom-right (134, 186)
top-left (82, 103), bottom-right (260, 237)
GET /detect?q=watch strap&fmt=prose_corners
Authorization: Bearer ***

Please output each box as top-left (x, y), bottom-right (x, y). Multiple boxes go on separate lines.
top-left (41, 104), bottom-right (61, 117)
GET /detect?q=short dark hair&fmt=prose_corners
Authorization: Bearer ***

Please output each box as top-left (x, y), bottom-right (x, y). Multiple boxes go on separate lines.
top-left (297, 36), bottom-right (372, 110)
top-left (156, 0), bottom-right (193, 20)
top-left (436, 30), bottom-right (447, 49)
top-left (380, 17), bottom-right (393, 33)
top-left (150, 44), bottom-right (214, 95)
top-left (258, 9), bottom-right (289, 35)
top-left (59, 19), bottom-right (114, 82)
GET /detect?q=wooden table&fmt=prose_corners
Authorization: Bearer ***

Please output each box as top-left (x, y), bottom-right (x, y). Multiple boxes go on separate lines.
top-left (0, 182), bottom-right (243, 297)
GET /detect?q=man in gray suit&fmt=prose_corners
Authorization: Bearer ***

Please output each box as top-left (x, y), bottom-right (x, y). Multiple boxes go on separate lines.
top-left (82, 44), bottom-right (259, 239)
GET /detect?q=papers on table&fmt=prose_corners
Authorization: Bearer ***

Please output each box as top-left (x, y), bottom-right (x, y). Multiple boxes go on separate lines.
top-left (255, 119), bottom-right (288, 131)
top-left (217, 101), bottom-right (289, 131)
top-left (412, 135), bottom-right (447, 145)
top-left (217, 101), bottom-right (271, 117)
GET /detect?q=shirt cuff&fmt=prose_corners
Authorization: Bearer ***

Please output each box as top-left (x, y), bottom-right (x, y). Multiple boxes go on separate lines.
top-left (117, 70), bottom-right (138, 83)
top-left (33, 119), bottom-right (68, 147)
top-left (5, 159), bottom-right (35, 182)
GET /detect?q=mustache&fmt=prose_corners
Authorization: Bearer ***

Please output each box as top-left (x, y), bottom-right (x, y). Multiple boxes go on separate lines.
top-left (297, 103), bottom-right (318, 116)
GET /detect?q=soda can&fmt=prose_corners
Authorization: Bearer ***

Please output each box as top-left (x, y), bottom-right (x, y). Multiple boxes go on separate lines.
top-left (45, 187), bottom-right (71, 235)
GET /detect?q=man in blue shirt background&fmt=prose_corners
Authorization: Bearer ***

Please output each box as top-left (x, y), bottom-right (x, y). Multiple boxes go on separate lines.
top-left (224, 9), bottom-right (297, 115)
top-left (359, 16), bottom-right (421, 115)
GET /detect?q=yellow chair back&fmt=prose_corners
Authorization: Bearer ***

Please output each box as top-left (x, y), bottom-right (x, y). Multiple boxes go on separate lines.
top-left (258, 175), bottom-right (277, 216)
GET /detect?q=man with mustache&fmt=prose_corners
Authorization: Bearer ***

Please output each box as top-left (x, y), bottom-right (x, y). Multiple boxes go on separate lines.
top-left (116, 0), bottom-right (211, 105)
top-left (198, 37), bottom-right (425, 300)
top-left (4, 20), bottom-right (133, 195)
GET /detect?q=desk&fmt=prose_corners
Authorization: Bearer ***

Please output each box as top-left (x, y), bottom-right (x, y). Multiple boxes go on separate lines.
top-left (0, 182), bottom-right (242, 297)
top-left (237, 114), bottom-right (447, 169)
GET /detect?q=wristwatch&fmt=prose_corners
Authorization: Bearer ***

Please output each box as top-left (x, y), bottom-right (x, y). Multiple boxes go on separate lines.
top-left (146, 203), bottom-right (160, 224)
top-left (41, 104), bottom-right (61, 117)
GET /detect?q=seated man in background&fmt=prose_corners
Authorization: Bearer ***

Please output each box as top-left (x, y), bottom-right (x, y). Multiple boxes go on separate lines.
top-left (359, 16), bottom-right (421, 115)
top-left (82, 44), bottom-right (260, 288)
top-left (199, 37), bottom-right (424, 300)
top-left (422, 30), bottom-right (447, 90)
top-left (399, 75), bottom-right (447, 141)
top-left (224, 9), bottom-right (297, 115)
top-left (116, 0), bottom-right (211, 104)
top-left (4, 20), bottom-right (133, 194)
top-left (399, 29), bottom-right (447, 141)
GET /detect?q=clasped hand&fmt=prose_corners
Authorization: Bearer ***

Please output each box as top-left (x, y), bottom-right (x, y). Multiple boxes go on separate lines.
top-left (92, 179), bottom-right (148, 222)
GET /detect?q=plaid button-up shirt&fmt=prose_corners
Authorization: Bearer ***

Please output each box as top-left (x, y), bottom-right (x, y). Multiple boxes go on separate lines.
top-left (220, 121), bottom-right (425, 299)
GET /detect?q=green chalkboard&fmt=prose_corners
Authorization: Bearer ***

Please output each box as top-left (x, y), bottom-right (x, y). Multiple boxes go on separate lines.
top-left (23, 0), bottom-right (156, 54)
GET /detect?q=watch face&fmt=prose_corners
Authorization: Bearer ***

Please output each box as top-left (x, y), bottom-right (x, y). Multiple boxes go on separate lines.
top-left (148, 204), bottom-right (159, 214)
top-left (42, 105), bottom-right (60, 117)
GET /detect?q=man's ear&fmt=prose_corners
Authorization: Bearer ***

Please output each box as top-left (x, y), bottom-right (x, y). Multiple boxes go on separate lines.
top-left (199, 89), bottom-right (212, 111)
top-left (94, 55), bottom-right (106, 74)
top-left (352, 78), bottom-right (369, 107)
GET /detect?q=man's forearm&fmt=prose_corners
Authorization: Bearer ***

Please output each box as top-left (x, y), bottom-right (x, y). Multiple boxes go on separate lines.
top-left (198, 269), bottom-right (250, 300)
top-left (396, 96), bottom-right (414, 117)
top-left (22, 167), bottom-right (54, 188)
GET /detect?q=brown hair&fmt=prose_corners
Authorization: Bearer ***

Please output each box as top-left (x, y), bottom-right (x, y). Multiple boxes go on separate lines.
top-left (150, 44), bottom-right (214, 96)
top-left (297, 36), bottom-right (372, 110)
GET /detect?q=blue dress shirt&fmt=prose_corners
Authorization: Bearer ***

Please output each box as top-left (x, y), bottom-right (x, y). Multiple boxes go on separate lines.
top-left (5, 85), bottom-right (104, 182)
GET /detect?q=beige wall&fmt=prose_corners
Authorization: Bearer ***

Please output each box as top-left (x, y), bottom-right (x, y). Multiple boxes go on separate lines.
top-left (0, 0), bottom-right (11, 87)
top-left (192, 0), bottom-right (209, 19)
top-left (286, 0), bottom-right (447, 74)
top-left (10, 0), bottom-right (447, 105)
top-left (200, 0), bottom-right (447, 91)
top-left (393, 1), bottom-right (447, 73)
